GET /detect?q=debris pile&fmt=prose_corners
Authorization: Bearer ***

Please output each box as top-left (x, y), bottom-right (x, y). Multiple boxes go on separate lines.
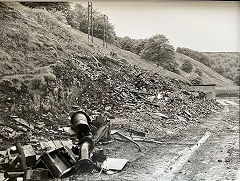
top-left (0, 111), bottom-right (129, 180)
top-left (0, 55), bottom-right (221, 146)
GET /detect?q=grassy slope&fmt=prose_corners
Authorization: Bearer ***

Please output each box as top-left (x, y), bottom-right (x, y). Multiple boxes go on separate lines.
top-left (175, 53), bottom-right (236, 87)
top-left (0, 2), bottom-right (235, 88)
top-left (0, 2), bottom-right (187, 84)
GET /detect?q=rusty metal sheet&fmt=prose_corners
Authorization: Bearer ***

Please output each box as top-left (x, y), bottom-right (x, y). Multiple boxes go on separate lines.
top-left (24, 168), bottom-right (48, 181)
top-left (102, 158), bottom-right (128, 171)
top-left (47, 141), bottom-right (56, 152)
top-left (0, 173), bottom-right (5, 180)
top-left (61, 140), bottom-right (73, 150)
top-left (41, 147), bottom-right (76, 178)
top-left (53, 140), bottom-right (63, 149)
top-left (40, 141), bottom-right (50, 150)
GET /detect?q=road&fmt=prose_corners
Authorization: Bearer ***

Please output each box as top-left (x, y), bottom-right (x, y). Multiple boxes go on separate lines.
top-left (71, 97), bottom-right (239, 181)
top-left (117, 97), bottom-right (239, 181)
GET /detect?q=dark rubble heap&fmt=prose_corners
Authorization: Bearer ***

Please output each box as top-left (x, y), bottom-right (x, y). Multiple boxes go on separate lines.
top-left (0, 54), bottom-right (221, 149)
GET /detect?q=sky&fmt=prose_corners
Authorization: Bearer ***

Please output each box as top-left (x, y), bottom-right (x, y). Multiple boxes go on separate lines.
top-left (78, 1), bottom-right (240, 52)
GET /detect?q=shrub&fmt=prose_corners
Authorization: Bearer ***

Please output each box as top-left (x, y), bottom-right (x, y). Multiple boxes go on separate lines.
top-left (181, 59), bottom-right (193, 73)
top-left (194, 68), bottom-right (202, 76)
top-left (190, 75), bottom-right (202, 85)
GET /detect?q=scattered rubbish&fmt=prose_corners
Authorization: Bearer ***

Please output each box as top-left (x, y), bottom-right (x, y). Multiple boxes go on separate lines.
top-left (13, 118), bottom-right (34, 130)
top-left (9, 115), bottom-right (19, 119)
top-left (110, 130), bottom-right (119, 135)
top-left (4, 172), bottom-right (24, 180)
top-left (102, 158), bottom-right (128, 171)
top-left (153, 112), bottom-right (168, 119)
top-left (21, 144), bottom-right (36, 167)
top-left (126, 128), bottom-right (145, 137)
top-left (0, 110), bottom-right (116, 180)
top-left (112, 131), bottom-right (141, 152)
top-left (105, 170), bottom-right (116, 175)
top-left (62, 127), bottom-right (75, 135)
top-left (0, 173), bottom-right (5, 180)
top-left (133, 138), bottom-right (195, 146)
top-left (24, 168), bottom-right (48, 181)
top-left (38, 147), bottom-right (76, 178)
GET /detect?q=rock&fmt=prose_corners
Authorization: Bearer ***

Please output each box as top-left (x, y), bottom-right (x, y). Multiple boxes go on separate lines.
top-left (105, 106), bottom-right (111, 111)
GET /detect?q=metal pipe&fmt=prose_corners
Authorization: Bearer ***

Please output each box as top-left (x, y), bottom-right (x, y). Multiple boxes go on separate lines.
top-left (76, 141), bottom-right (94, 171)
top-left (80, 142), bottom-right (90, 161)
top-left (15, 142), bottom-right (27, 170)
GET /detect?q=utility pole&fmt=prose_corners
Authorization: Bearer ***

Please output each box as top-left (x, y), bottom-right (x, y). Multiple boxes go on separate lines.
top-left (87, 2), bottom-right (90, 41)
top-left (103, 15), bottom-right (108, 48)
top-left (106, 16), bottom-right (108, 48)
top-left (103, 15), bottom-right (106, 48)
top-left (90, 2), bottom-right (94, 43)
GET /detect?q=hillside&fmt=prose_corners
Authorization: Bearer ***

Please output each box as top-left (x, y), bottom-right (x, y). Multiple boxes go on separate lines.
top-left (0, 2), bottom-right (221, 148)
top-left (0, 2), bottom-right (235, 88)
top-left (175, 53), bottom-right (236, 87)
top-left (203, 52), bottom-right (239, 81)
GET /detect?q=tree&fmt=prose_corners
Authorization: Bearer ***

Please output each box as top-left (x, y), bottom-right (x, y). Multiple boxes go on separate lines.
top-left (67, 4), bottom-right (116, 43)
top-left (140, 34), bottom-right (175, 66)
top-left (118, 36), bottom-right (134, 51)
top-left (132, 39), bottom-right (147, 55)
top-left (181, 59), bottom-right (193, 73)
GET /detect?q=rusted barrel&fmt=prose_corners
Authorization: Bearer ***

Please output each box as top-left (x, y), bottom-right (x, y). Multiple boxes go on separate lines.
top-left (70, 111), bottom-right (91, 137)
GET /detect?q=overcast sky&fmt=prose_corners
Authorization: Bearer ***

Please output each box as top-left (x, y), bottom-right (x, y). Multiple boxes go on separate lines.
top-left (79, 1), bottom-right (240, 52)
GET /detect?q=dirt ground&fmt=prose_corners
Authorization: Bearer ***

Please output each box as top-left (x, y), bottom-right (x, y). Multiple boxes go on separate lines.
top-left (66, 97), bottom-right (239, 181)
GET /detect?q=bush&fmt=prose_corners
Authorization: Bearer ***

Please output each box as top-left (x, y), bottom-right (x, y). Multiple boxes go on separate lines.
top-left (194, 68), bottom-right (202, 76)
top-left (181, 59), bottom-right (193, 73)
top-left (190, 74), bottom-right (202, 85)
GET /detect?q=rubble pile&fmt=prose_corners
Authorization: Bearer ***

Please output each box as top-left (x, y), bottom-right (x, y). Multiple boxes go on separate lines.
top-left (0, 54), bottom-right (221, 146)
top-left (0, 111), bottom-right (122, 180)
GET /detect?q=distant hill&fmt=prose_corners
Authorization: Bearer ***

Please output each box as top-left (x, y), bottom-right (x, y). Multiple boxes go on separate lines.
top-left (203, 52), bottom-right (239, 82)
top-left (174, 53), bottom-right (236, 87)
